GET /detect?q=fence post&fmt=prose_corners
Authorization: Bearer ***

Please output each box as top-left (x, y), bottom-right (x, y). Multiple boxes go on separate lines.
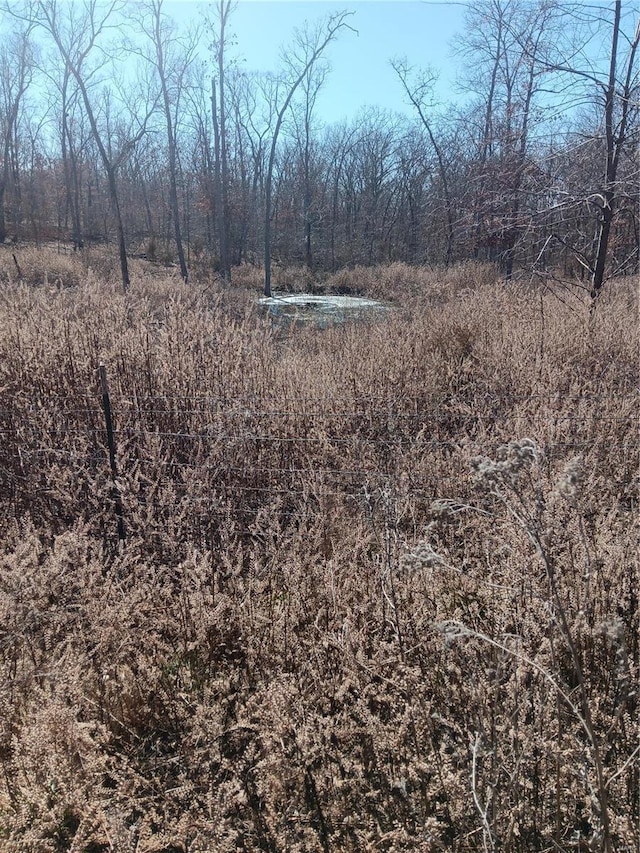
top-left (99, 362), bottom-right (126, 544)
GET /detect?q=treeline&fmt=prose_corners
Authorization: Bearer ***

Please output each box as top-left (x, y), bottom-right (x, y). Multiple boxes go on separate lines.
top-left (0, 0), bottom-right (638, 295)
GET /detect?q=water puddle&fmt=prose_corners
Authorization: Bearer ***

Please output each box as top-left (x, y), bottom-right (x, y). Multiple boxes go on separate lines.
top-left (259, 293), bottom-right (390, 326)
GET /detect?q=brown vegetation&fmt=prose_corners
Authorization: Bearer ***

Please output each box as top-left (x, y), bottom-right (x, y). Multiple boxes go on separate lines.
top-left (0, 250), bottom-right (637, 852)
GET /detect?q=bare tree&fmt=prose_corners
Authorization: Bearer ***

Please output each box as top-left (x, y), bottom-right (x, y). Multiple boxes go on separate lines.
top-left (135, 0), bottom-right (199, 282)
top-left (6, 0), bottom-right (158, 292)
top-left (290, 60), bottom-right (328, 271)
top-left (58, 62), bottom-right (87, 249)
top-left (42, 1), bottom-right (131, 290)
top-left (0, 23), bottom-right (35, 243)
top-left (346, 109), bottom-right (402, 266)
top-left (585, 2), bottom-right (638, 302)
top-left (453, 0), bottom-right (557, 277)
top-left (263, 11), bottom-right (353, 297)
top-left (457, 0), bottom-right (515, 262)
top-left (182, 61), bottom-right (215, 255)
top-left (496, 1), bottom-right (555, 280)
top-left (209, 0), bottom-right (234, 282)
top-left (392, 59), bottom-right (455, 266)
top-left (224, 68), bottom-right (276, 265)
top-left (323, 124), bottom-right (350, 270)
top-left (537, 0), bottom-right (639, 303)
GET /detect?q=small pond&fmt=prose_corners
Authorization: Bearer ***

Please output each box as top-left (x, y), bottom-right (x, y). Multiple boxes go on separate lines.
top-left (259, 293), bottom-right (390, 327)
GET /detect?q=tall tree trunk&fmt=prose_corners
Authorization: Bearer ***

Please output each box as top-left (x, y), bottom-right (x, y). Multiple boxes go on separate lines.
top-left (590, 0), bottom-right (624, 304)
top-left (85, 100), bottom-right (130, 292)
top-left (218, 13), bottom-right (231, 281)
top-left (503, 53), bottom-right (536, 281)
top-left (0, 31), bottom-right (31, 244)
top-left (34, 1), bottom-right (139, 293)
top-left (58, 63), bottom-right (131, 290)
top-left (474, 5), bottom-right (502, 260)
top-left (61, 69), bottom-right (83, 249)
top-left (211, 77), bottom-right (229, 281)
top-left (153, 4), bottom-right (188, 282)
top-left (0, 157), bottom-right (8, 243)
top-left (209, 1), bottom-right (232, 281)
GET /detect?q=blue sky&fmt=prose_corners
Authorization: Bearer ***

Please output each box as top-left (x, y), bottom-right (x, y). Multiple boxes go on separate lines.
top-left (165, 0), bottom-right (467, 123)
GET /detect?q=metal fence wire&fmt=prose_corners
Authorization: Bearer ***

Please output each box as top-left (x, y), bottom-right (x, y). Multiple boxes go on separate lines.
top-left (1, 373), bottom-right (638, 539)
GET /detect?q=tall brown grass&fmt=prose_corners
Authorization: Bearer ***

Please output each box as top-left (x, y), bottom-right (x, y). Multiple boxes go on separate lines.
top-left (0, 248), bottom-right (637, 851)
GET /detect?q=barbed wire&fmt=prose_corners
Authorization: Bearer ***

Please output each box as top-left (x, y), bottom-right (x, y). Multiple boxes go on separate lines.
top-left (4, 408), bottom-right (638, 424)
top-left (2, 388), bottom-right (637, 408)
top-left (8, 435), bottom-right (640, 458)
top-left (2, 378), bottom-right (637, 525)
top-left (4, 442), bottom-right (636, 526)
top-left (1, 407), bottom-right (638, 434)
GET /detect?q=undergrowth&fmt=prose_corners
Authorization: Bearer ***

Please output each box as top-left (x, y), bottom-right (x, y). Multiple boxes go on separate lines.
top-left (0, 250), bottom-right (637, 852)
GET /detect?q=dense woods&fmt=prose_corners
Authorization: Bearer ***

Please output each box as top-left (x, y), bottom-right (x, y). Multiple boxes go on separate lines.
top-left (0, 0), bottom-right (637, 296)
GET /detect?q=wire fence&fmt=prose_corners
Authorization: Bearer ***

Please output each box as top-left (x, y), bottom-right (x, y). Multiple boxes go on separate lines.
top-left (2, 381), bottom-right (638, 536)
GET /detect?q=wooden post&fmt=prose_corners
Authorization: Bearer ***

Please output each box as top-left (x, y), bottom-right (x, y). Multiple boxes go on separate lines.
top-left (99, 362), bottom-right (125, 544)
top-left (12, 253), bottom-right (22, 280)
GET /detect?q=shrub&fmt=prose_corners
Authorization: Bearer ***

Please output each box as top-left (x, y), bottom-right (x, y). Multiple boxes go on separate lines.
top-left (0, 259), bottom-right (636, 851)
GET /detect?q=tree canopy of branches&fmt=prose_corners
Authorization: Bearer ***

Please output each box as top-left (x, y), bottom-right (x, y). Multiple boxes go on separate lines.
top-left (0, 0), bottom-right (636, 300)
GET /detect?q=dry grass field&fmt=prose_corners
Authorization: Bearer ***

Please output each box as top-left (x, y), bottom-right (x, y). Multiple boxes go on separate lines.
top-left (0, 247), bottom-right (637, 852)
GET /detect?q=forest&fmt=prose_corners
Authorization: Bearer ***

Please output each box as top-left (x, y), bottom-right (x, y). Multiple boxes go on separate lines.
top-left (0, 0), bottom-right (637, 297)
top-left (0, 1), bottom-right (638, 852)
